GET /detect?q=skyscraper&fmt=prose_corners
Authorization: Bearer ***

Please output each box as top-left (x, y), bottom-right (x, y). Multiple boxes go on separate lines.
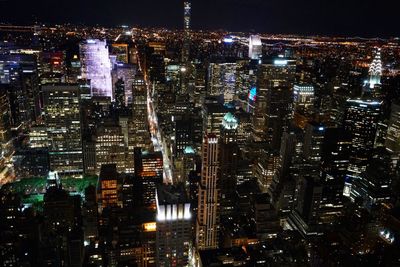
top-left (95, 122), bottom-right (126, 174)
top-left (80, 39), bottom-right (113, 99)
top-left (248, 35), bottom-right (262, 60)
top-left (196, 134), bottom-right (220, 250)
top-left (364, 48), bottom-right (382, 92)
top-left (344, 98), bottom-right (382, 176)
top-left (303, 122), bottom-right (325, 164)
top-left (156, 184), bottom-right (192, 267)
top-left (134, 148), bottom-right (163, 207)
top-left (220, 112), bottom-right (239, 196)
top-left (131, 71), bottom-right (151, 149)
top-left (42, 84), bottom-right (83, 176)
top-left (207, 62), bottom-right (237, 103)
top-left (253, 58), bottom-right (296, 149)
top-left (97, 164), bottom-right (121, 211)
top-left (293, 84), bottom-right (315, 111)
top-left (182, 1), bottom-right (191, 63)
top-left (385, 101), bottom-right (400, 154)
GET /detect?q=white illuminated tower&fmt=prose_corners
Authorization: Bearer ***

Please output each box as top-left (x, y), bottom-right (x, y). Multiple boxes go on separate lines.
top-left (367, 48), bottom-right (382, 89)
top-left (182, 2), bottom-right (191, 62)
top-left (80, 39), bottom-right (113, 100)
top-left (249, 35), bottom-right (262, 60)
top-left (156, 184), bottom-right (192, 266)
top-left (196, 134), bottom-right (220, 250)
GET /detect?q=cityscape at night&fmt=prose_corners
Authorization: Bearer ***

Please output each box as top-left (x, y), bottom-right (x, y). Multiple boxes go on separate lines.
top-left (1, 0), bottom-right (400, 266)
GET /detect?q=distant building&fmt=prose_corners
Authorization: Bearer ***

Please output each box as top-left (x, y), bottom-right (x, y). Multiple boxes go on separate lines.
top-left (248, 35), bottom-right (262, 60)
top-left (207, 62), bottom-right (237, 103)
top-left (80, 39), bottom-right (113, 99)
top-left (293, 84), bottom-right (314, 111)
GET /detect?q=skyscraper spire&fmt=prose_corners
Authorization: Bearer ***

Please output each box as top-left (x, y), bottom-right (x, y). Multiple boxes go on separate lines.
top-left (182, 1), bottom-right (191, 63)
top-left (367, 48), bottom-right (382, 89)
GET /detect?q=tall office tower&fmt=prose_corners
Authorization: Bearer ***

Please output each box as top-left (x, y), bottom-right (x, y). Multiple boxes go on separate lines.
top-left (279, 131), bottom-right (297, 178)
top-left (174, 115), bottom-right (194, 158)
top-left (180, 1), bottom-right (192, 94)
top-left (97, 164), bottom-right (121, 212)
top-left (111, 62), bottom-right (135, 105)
top-left (253, 58), bottom-right (296, 149)
top-left (182, 1), bottom-right (191, 63)
top-left (95, 122), bottom-right (126, 174)
top-left (196, 134), bottom-right (220, 250)
top-left (363, 48), bottom-right (382, 94)
top-left (344, 98), bottom-right (382, 177)
top-left (248, 35), bottom-right (262, 60)
top-left (207, 62), bottom-right (237, 103)
top-left (134, 148), bottom-right (163, 207)
top-left (385, 101), bottom-right (400, 154)
top-left (303, 122), bottom-right (325, 164)
top-left (131, 71), bottom-right (151, 149)
top-left (254, 149), bottom-right (280, 192)
top-left (320, 128), bottom-right (352, 220)
top-left (42, 84), bottom-right (83, 176)
top-left (80, 39), bottom-right (113, 99)
top-left (350, 151), bottom-right (394, 209)
top-left (290, 173), bottom-right (323, 237)
top-left (155, 184), bottom-right (192, 267)
top-left (0, 54), bottom-right (39, 128)
top-left (220, 113), bottom-right (239, 218)
top-left (203, 101), bottom-right (229, 136)
top-left (0, 87), bottom-right (13, 172)
top-left (293, 84), bottom-right (315, 111)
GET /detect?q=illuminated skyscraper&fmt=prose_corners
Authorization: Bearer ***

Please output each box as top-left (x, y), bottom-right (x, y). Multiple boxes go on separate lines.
top-left (350, 151), bottom-right (394, 209)
top-left (364, 48), bottom-right (382, 91)
top-left (253, 58), bottom-right (296, 149)
top-left (344, 98), bottom-right (382, 177)
top-left (134, 148), bottom-right (163, 207)
top-left (303, 122), bottom-right (325, 163)
top-left (0, 87), bottom-right (12, 170)
top-left (182, 1), bottom-right (191, 63)
top-left (111, 62), bottom-right (135, 105)
top-left (385, 101), bottom-right (400, 153)
top-left (208, 62), bottom-right (237, 103)
top-left (196, 134), bottom-right (220, 250)
top-left (97, 164), bottom-right (121, 211)
top-left (248, 35), bottom-right (262, 60)
top-left (293, 84), bottom-right (314, 111)
top-left (220, 112), bottom-right (239, 198)
top-left (156, 184), bottom-right (192, 267)
top-left (131, 71), bottom-right (151, 149)
top-left (80, 39), bottom-right (113, 100)
top-left (95, 123), bottom-right (126, 174)
top-left (42, 84), bottom-right (83, 176)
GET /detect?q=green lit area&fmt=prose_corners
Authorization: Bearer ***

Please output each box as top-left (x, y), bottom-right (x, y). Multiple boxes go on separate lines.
top-left (1, 175), bottom-right (98, 204)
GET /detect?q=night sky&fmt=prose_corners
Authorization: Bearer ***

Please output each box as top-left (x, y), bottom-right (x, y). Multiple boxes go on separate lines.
top-left (1, 0), bottom-right (399, 37)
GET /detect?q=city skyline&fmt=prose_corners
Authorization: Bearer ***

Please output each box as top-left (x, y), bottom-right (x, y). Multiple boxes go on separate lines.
top-left (0, 0), bottom-right (399, 37)
top-left (1, 1), bottom-right (400, 266)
